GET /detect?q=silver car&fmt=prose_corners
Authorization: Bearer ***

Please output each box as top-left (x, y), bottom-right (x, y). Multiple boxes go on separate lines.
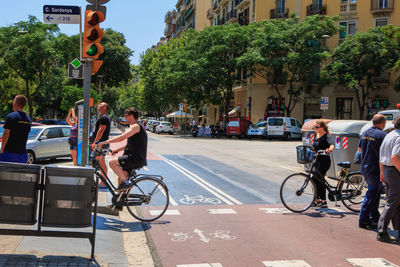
top-left (26, 125), bottom-right (72, 163)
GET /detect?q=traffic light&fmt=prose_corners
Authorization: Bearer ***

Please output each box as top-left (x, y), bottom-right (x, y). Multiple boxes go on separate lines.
top-left (83, 10), bottom-right (104, 59)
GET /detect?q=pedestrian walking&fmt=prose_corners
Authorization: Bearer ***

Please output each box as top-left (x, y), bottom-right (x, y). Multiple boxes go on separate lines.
top-left (66, 107), bottom-right (78, 166)
top-left (311, 120), bottom-right (334, 208)
top-left (91, 102), bottom-right (111, 185)
top-left (0, 95), bottom-right (31, 163)
top-left (358, 114), bottom-right (386, 230)
top-left (378, 115), bottom-right (400, 242)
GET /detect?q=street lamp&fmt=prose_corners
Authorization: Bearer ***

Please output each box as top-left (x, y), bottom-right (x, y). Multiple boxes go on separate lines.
top-left (0, 30), bottom-right (27, 65)
top-left (321, 34), bottom-right (330, 48)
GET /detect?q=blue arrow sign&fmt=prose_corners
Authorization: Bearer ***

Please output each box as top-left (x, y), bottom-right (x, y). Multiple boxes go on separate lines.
top-left (43, 5), bottom-right (80, 24)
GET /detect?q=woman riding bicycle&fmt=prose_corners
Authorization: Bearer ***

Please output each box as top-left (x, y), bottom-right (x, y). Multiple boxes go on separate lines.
top-left (312, 120), bottom-right (335, 208)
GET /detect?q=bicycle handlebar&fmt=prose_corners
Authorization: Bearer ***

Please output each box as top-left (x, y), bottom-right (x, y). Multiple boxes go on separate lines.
top-left (315, 150), bottom-right (329, 156)
top-left (94, 148), bottom-right (112, 157)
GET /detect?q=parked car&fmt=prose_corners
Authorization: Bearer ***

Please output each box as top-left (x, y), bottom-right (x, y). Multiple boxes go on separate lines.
top-left (156, 122), bottom-right (174, 134)
top-left (266, 117), bottom-right (302, 140)
top-left (25, 125), bottom-right (72, 163)
top-left (247, 121), bottom-right (267, 139)
top-left (0, 122), bottom-right (42, 142)
top-left (146, 120), bottom-right (155, 130)
top-left (226, 117), bottom-right (252, 138)
top-left (150, 121), bottom-right (160, 133)
top-left (39, 119), bottom-right (67, 125)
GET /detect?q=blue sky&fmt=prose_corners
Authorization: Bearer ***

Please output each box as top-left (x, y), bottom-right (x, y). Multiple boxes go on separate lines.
top-left (0, 0), bottom-right (177, 65)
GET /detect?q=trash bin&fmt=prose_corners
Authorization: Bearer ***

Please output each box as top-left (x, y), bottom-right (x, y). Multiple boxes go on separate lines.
top-left (0, 162), bottom-right (42, 225)
top-left (327, 120), bottom-right (370, 179)
top-left (41, 166), bottom-right (95, 228)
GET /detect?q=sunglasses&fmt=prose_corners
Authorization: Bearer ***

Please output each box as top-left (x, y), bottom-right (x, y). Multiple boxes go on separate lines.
top-left (314, 126), bottom-right (321, 129)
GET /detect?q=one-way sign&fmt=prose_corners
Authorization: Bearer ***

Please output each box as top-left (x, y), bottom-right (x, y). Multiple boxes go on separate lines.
top-left (43, 5), bottom-right (80, 24)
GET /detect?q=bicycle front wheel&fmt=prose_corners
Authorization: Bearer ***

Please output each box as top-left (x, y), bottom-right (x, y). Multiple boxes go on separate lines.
top-left (125, 177), bottom-right (169, 222)
top-left (280, 173), bottom-right (316, 213)
top-left (340, 173), bottom-right (366, 212)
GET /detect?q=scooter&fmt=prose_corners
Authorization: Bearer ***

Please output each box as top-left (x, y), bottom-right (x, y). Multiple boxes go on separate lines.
top-left (211, 125), bottom-right (222, 138)
top-left (191, 126), bottom-right (198, 137)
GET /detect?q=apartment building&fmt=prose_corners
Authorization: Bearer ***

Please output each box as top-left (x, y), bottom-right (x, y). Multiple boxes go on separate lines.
top-left (206, 0), bottom-right (400, 123)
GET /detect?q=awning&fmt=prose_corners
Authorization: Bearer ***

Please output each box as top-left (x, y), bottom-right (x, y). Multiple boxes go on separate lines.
top-left (228, 106), bottom-right (241, 116)
top-left (166, 110), bottom-right (193, 118)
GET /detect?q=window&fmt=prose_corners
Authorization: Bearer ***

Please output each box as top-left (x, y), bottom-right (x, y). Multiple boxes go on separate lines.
top-left (375, 18), bottom-right (389, 27)
top-left (43, 128), bottom-right (61, 139)
top-left (336, 97), bottom-right (353, 119)
top-left (313, 0), bottom-right (322, 9)
top-left (61, 127), bottom-right (71, 137)
top-left (339, 21), bottom-right (357, 39)
top-left (268, 118), bottom-right (283, 126)
top-left (228, 121), bottom-right (239, 127)
top-left (277, 0), bottom-right (285, 13)
top-left (378, 0), bottom-right (389, 8)
top-left (290, 119), bottom-right (296, 127)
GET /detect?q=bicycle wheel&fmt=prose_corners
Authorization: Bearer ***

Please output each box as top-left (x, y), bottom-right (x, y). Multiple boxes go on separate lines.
top-left (340, 173), bottom-right (366, 212)
top-left (125, 177), bottom-right (169, 222)
top-left (280, 173), bottom-right (316, 213)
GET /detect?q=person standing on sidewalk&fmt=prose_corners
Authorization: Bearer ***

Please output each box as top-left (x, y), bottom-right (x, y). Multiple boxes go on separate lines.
top-left (0, 95), bottom-right (31, 163)
top-left (378, 115), bottom-right (400, 242)
top-left (91, 102), bottom-right (111, 184)
top-left (66, 107), bottom-right (78, 166)
top-left (358, 114), bottom-right (386, 230)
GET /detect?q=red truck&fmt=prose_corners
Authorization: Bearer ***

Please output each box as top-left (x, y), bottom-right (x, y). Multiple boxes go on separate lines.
top-left (226, 117), bottom-right (252, 139)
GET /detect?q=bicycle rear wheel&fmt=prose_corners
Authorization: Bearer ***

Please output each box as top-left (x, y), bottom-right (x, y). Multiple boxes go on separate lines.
top-left (125, 177), bottom-right (169, 222)
top-left (340, 173), bottom-right (366, 212)
top-left (280, 173), bottom-right (316, 213)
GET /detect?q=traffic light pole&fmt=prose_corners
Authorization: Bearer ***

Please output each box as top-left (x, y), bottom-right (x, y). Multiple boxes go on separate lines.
top-left (82, 60), bottom-right (93, 166)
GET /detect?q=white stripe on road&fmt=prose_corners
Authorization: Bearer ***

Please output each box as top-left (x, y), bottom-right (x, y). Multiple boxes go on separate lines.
top-left (150, 209), bottom-right (180, 216)
top-left (165, 160), bottom-right (233, 205)
top-left (259, 208), bottom-right (291, 214)
top-left (347, 258), bottom-right (399, 267)
top-left (177, 264), bottom-right (223, 267)
top-left (166, 159), bottom-right (242, 205)
top-left (208, 209), bottom-right (237, 214)
top-left (263, 260), bottom-right (311, 267)
top-left (279, 165), bottom-right (303, 173)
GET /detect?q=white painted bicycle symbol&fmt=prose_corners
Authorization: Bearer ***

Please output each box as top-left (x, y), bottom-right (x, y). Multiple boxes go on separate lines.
top-left (210, 230), bottom-right (236, 240)
top-left (168, 232), bottom-right (192, 242)
top-left (179, 194), bottom-right (222, 205)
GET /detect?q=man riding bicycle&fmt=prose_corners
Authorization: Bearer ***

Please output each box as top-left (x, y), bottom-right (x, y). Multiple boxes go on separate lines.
top-left (97, 107), bottom-right (147, 192)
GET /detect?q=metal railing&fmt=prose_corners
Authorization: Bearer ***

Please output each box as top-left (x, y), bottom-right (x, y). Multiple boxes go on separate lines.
top-left (306, 4), bottom-right (327, 16)
top-left (270, 8), bottom-right (289, 19)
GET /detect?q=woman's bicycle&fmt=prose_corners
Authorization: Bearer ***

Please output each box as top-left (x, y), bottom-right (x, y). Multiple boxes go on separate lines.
top-left (280, 145), bottom-right (367, 213)
top-left (92, 148), bottom-right (169, 222)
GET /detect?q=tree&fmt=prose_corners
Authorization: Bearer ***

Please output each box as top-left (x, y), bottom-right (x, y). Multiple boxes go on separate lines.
top-left (0, 16), bottom-right (60, 118)
top-left (324, 26), bottom-right (397, 119)
top-left (242, 15), bottom-right (338, 117)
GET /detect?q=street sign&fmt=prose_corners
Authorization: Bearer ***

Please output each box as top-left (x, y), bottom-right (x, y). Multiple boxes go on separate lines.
top-left (68, 63), bottom-right (84, 79)
top-left (320, 96), bottom-right (329, 110)
top-left (179, 103), bottom-right (184, 111)
top-left (71, 58), bottom-right (82, 69)
top-left (43, 5), bottom-right (80, 24)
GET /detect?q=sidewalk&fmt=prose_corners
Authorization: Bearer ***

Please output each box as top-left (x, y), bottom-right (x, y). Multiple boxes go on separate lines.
top-left (0, 125), bottom-right (154, 266)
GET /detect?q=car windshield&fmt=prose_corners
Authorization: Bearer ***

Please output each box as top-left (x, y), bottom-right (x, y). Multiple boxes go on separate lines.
top-left (28, 128), bottom-right (43, 140)
top-left (228, 121), bottom-right (239, 127)
top-left (254, 122), bottom-right (266, 128)
top-left (161, 122), bottom-right (171, 126)
top-left (268, 118), bottom-right (283, 126)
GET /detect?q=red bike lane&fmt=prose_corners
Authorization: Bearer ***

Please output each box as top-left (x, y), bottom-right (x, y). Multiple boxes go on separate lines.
top-left (147, 204), bottom-right (400, 267)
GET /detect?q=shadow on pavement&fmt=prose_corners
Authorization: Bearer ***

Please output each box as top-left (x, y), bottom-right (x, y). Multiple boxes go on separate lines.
top-left (0, 254), bottom-right (100, 266)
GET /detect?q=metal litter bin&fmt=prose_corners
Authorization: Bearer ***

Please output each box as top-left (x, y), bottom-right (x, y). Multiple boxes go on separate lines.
top-left (301, 119), bottom-right (334, 145)
top-left (41, 166), bottom-right (95, 227)
top-left (0, 162), bottom-right (42, 225)
top-left (327, 120), bottom-right (370, 178)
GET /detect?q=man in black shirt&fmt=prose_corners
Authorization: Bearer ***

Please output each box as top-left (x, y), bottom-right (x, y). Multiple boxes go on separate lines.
top-left (97, 107), bottom-right (147, 191)
top-left (0, 95), bottom-right (31, 163)
top-left (91, 102), bottom-right (111, 183)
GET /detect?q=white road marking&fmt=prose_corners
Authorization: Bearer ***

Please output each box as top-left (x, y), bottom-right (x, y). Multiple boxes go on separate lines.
top-left (347, 258), bottom-right (399, 267)
top-left (193, 228), bottom-right (210, 243)
top-left (263, 260), bottom-right (311, 267)
top-left (166, 159), bottom-right (242, 205)
top-left (168, 194), bottom-right (179, 206)
top-left (279, 165), bottom-right (303, 172)
top-left (208, 208), bottom-right (237, 214)
top-left (177, 264), bottom-right (223, 267)
top-left (150, 209), bottom-right (180, 216)
top-left (259, 208), bottom-right (291, 214)
top-left (165, 159), bottom-right (236, 205)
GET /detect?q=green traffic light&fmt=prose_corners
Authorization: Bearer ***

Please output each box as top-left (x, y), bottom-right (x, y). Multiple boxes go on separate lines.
top-left (87, 44), bottom-right (98, 56)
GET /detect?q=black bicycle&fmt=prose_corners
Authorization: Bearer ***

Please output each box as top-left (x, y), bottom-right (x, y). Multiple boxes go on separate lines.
top-left (280, 145), bottom-right (367, 213)
top-left (92, 149), bottom-right (169, 221)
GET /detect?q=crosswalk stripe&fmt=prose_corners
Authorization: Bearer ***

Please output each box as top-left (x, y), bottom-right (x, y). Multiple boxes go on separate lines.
top-left (176, 264), bottom-right (223, 267)
top-left (347, 258), bottom-right (399, 267)
top-left (208, 208), bottom-right (237, 214)
top-left (150, 209), bottom-right (180, 216)
top-left (263, 260), bottom-right (311, 266)
top-left (259, 208), bottom-right (291, 214)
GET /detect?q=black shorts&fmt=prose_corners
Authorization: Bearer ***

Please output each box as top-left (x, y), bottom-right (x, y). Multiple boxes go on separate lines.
top-left (118, 154), bottom-right (145, 172)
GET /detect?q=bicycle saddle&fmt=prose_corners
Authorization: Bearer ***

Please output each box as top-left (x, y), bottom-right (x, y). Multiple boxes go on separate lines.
top-left (337, 161), bottom-right (351, 168)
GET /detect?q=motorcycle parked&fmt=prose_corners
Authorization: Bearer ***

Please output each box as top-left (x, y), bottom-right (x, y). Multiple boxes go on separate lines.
top-left (191, 126), bottom-right (199, 137)
top-left (211, 125), bottom-right (222, 138)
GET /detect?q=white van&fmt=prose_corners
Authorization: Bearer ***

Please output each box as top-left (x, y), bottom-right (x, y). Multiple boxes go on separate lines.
top-left (378, 110), bottom-right (399, 121)
top-left (266, 117), bottom-right (302, 140)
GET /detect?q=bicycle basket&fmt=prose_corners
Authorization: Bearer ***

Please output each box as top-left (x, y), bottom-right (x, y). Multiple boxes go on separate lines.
top-left (296, 145), bottom-right (314, 164)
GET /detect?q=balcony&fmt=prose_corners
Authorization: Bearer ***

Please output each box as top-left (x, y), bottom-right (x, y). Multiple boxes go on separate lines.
top-left (235, 0), bottom-right (249, 10)
top-left (164, 25), bottom-right (172, 36)
top-left (374, 71), bottom-right (391, 83)
top-left (220, 0), bottom-right (229, 7)
top-left (164, 11), bottom-right (175, 23)
top-left (306, 4), bottom-right (327, 16)
top-left (270, 8), bottom-right (289, 19)
top-left (340, 2), bottom-right (357, 17)
top-left (371, 0), bottom-right (394, 14)
top-left (227, 10), bottom-right (237, 23)
top-left (207, 8), bottom-right (214, 20)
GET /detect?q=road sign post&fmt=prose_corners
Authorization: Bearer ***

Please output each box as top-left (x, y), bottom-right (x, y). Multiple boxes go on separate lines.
top-left (43, 5), bottom-right (81, 24)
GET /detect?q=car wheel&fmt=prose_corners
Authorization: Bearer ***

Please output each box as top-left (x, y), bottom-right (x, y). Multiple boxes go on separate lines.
top-left (27, 151), bottom-right (35, 164)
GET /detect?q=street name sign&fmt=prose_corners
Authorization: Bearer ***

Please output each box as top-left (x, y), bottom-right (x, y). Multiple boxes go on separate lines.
top-left (43, 5), bottom-right (80, 24)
